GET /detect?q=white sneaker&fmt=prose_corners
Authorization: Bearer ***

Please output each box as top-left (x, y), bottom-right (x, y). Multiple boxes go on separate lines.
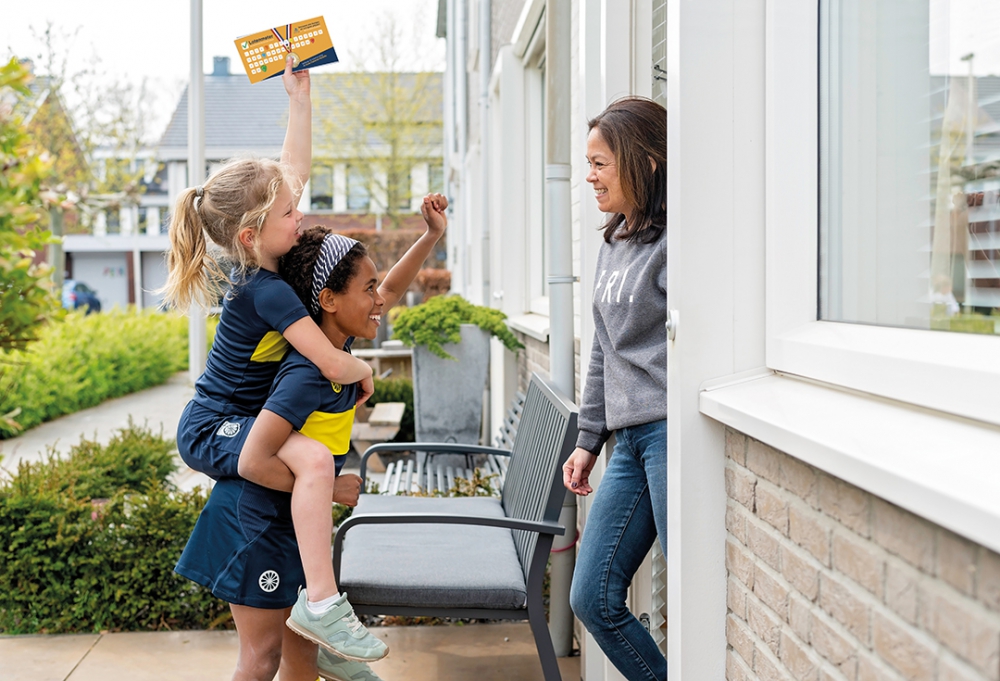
top-left (286, 590), bottom-right (388, 662)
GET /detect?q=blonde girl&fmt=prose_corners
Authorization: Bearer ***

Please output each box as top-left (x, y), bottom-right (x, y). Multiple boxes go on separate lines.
top-left (165, 57), bottom-right (384, 678)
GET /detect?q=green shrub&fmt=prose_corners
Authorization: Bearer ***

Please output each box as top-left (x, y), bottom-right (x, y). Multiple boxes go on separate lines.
top-left (391, 295), bottom-right (523, 360)
top-left (0, 423), bottom-right (228, 633)
top-left (368, 377), bottom-right (414, 442)
top-left (0, 309), bottom-right (196, 438)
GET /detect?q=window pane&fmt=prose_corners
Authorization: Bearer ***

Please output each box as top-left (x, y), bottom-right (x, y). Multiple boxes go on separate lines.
top-left (346, 165), bottom-right (370, 212)
top-left (429, 163), bottom-right (444, 194)
top-left (310, 166), bottom-right (333, 211)
top-left (820, 0), bottom-right (1000, 335)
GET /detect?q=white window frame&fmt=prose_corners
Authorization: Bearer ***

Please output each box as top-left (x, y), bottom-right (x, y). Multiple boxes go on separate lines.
top-left (523, 19), bottom-right (550, 318)
top-left (766, 0), bottom-right (1000, 428)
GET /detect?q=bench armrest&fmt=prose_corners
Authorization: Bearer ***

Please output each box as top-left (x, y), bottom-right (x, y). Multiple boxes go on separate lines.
top-left (359, 442), bottom-right (511, 482)
top-left (332, 512), bottom-right (565, 575)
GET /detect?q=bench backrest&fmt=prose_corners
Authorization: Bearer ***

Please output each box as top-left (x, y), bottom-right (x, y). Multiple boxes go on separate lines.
top-left (501, 373), bottom-right (578, 579)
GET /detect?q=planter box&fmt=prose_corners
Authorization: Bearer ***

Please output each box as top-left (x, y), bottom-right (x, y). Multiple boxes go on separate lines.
top-left (412, 324), bottom-right (490, 445)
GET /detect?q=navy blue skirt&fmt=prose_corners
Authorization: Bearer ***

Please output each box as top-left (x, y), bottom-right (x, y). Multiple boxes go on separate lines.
top-left (175, 478), bottom-right (304, 609)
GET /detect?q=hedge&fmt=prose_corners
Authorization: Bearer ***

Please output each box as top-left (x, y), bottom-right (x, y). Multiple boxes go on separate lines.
top-left (368, 377), bottom-right (414, 443)
top-left (0, 309), bottom-right (214, 438)
top-left (0, 423), bottom-right (228, 633)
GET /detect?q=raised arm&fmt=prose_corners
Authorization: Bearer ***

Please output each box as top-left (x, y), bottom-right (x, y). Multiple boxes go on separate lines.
top-left (280, 56), bottom-right (312, 189)
top-left (378, 193), bottom-right (448, 308)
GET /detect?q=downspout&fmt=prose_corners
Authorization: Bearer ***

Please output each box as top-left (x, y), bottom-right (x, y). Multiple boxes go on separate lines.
top-left (480, 0), bottom-right (492, 308)
top-left (545, 0), bottom-right (576, 658)
top-left (455, 0), bottom-right (469, 296)
top-left (188, 0), bottom-right (207, 383)
top-left (479, 0), bottom-right (492, 440)
top-left (441, 0), bottom-right (456, 285)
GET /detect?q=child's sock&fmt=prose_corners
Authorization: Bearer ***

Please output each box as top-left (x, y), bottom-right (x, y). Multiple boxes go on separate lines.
top-left (307, 592), bottom-right (342, 614)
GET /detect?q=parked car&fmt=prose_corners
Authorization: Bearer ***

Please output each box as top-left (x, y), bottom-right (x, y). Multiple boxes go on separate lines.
top-left (62, 279), bottom-right (102, 314)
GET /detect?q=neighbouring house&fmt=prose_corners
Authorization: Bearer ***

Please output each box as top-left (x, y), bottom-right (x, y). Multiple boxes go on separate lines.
top-left (442, 1), bottom-right (1000, 680)
top-left (65, 56), bottom-right (444, 311)
top-left (439, 1), bottom-right (666, 678)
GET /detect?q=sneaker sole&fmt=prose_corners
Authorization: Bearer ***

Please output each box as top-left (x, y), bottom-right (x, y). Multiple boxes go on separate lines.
top-left (285, 617), bottom-right (389, 663)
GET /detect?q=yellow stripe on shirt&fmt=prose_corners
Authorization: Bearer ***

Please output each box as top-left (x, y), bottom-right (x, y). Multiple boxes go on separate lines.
top-left (251, 331), bottom-right (290, 363)
top-left (299, 406), bottom-right (357, 456)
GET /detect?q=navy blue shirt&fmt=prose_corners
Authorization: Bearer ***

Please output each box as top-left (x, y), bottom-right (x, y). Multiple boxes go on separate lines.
top-left (193, 269), bottom-right (309, 416)
top-left (263, 345), bottom-right (358, 457)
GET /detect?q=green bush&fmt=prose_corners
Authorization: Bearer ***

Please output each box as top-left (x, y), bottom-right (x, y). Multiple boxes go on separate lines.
top-left (0, 309), bottom-right (196, 438)
top-left (391, 295), bottom-right (523, 360)
top-left (0, 423), bottom-right (228, 633)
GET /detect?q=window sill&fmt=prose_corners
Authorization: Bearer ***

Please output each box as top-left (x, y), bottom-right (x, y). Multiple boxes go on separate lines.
top-left (507, 313), bottom-right (549, 342)
top-left (700, 370), bottom-right (1000, 554)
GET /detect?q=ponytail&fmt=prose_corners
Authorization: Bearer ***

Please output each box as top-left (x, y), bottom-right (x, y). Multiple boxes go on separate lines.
top-left (160, 188), bottom-right (225, 313)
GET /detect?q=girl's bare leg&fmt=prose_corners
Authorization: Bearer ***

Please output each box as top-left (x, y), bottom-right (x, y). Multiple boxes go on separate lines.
top-left (278, 620), bottom-right (320, 681)
top-left (276, 431), bottom-right (339, 601)
top-left (230, 604), bottom-right (286, 681)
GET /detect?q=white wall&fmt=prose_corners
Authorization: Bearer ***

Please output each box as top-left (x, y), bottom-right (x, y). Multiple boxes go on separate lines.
top-left (70, 252), bottom-right (130, 311)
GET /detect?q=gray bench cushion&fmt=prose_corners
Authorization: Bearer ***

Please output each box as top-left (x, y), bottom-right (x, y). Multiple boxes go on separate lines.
top-left (338, 496), bottom-right (527, 610)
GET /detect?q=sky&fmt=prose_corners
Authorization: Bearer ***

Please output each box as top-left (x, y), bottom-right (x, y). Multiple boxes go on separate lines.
top-left (2, 0), bottom-right (445, 136)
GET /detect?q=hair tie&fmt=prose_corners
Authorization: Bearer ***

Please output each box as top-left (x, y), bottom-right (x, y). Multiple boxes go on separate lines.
top-left (309, 234), bottom-right (359, 315)
top-left (195, 186), bottom-right (204, 198)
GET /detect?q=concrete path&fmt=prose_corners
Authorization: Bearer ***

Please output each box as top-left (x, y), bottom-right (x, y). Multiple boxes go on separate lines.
top-left (0, 371), bottom-right (193, 469)
top-left (0, 372), bottom-right (212, 491)
top-left (0, 622), bottom-right (580, 680)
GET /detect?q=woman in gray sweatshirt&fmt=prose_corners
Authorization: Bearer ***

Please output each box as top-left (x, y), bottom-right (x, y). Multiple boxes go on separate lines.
top-left (564, 97), bottom-right (667, 681)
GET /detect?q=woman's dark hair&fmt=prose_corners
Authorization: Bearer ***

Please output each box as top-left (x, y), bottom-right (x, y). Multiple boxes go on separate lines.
top-left (279, 225), bottom-right (369, 320)
top-left (588, 96), bottom-right (666, 243)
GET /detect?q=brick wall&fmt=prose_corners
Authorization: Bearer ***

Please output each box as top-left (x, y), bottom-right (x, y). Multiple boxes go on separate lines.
top-left (514, 331), bottom-right (550, 393)
top-left (725, 428), bottom-right (1000, 681)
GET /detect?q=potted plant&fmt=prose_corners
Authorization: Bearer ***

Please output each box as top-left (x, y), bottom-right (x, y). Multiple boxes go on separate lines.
top-left (391, 295), bottom-right (523, 444)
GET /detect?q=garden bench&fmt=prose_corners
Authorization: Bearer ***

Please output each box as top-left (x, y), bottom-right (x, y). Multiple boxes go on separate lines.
top-left (363, 388), bottom-right (526, 495)
top-left (332, 373), bottom-right (578, 681)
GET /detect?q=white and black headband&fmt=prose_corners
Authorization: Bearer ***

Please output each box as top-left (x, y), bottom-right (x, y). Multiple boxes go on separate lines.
top-left (309, 233), bottom-right (359, 315)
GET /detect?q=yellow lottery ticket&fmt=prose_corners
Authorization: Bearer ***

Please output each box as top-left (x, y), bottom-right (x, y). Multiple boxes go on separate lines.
top-left (235, 16), bottom-right (338, 84)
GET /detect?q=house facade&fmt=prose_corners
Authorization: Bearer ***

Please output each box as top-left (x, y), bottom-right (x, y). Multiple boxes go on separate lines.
top-left (438, 1), bottom-right (666, 678)
top-left (442, 1), bottom-right (1000, 680)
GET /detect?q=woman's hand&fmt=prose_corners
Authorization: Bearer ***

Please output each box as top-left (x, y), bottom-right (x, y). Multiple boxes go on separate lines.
top-left (282, 54), bottom-right (310, 103)
top-left (563, 447), bottom-right (599, 496)
top-left (420, 193), bottom-right (448, 238)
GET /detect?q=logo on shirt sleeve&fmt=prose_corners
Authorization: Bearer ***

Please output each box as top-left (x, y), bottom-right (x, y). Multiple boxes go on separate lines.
top-left (331, 382), bottom-right (342, 393)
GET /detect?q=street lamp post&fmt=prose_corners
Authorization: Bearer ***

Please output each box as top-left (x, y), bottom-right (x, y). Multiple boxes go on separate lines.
top-left (188, 0), bottom-right (207, 384)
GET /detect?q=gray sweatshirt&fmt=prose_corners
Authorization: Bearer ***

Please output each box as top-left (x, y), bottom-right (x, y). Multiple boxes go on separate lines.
top-left (576, 227), bottom-right (667, 454)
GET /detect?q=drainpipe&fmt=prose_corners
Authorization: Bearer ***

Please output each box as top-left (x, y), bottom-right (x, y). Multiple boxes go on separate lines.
top-left (479, 0), bottom-right (492, 439)
top-left (441, 0), bottom-right (456, 279)
top-left (480, 0), bottom-right (491, 309)
top-left (188, 0), bottom-right (207, 383)
top-left (545, 0), bottom-right (576, 658)
top-left (455, 0), bottom-right (469, 296)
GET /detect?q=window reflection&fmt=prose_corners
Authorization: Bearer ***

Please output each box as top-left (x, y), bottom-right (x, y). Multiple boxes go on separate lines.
top-left (820, 0), bottom-right (1000, 336)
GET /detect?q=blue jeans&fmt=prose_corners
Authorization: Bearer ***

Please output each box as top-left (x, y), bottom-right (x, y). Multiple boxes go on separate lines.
top-left (570, 420), bottom-right (667, 681)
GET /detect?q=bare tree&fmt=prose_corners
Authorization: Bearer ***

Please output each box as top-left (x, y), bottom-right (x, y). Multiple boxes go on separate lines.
top-left (313, 11), bottom-right (443, 229)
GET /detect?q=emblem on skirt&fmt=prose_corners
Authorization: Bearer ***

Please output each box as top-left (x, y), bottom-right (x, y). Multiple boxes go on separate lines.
top-left (259, 570), bottom-right (280, 592)
top-left (217, 421), bottom-right (241, 438)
